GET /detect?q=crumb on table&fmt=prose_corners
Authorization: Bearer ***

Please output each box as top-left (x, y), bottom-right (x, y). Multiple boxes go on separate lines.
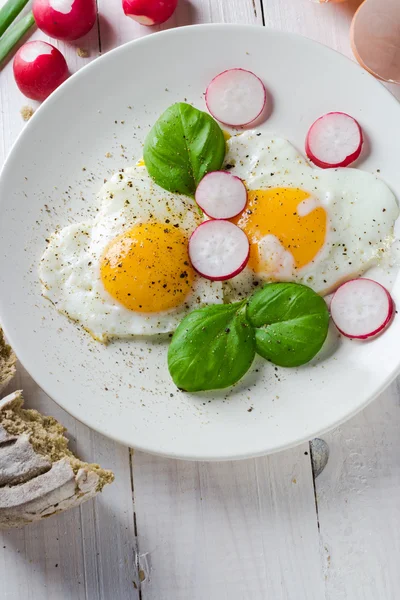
top-left (77, 48), bottom-right (89, 58)
top-left (20, 106), bottom-right (34, 121)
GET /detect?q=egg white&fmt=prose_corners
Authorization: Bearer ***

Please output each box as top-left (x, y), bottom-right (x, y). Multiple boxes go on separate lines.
top-left (223, 131), bottom-right (399, 298)
top-left (39, 167), bottom-right (223, 341)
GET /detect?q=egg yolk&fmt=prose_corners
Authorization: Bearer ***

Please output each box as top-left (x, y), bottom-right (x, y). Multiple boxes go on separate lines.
top-left (232, 187), bottom-right (327, 272)
top-left (101, 223), bottom-right (195, 313)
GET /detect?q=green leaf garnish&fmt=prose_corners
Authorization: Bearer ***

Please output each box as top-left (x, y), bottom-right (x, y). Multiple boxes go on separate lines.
top-left (168, 301), bottom-right (255, 392)
top-left (144, 102), bottom-right (226, 196)
top-left (246, 283), bottom-right (330, 367)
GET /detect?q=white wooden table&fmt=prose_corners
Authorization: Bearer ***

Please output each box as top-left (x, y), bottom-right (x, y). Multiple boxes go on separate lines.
top-left (1, 1), bottom-right (400, 598)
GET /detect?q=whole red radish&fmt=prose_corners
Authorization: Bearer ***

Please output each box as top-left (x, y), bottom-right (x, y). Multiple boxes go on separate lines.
top-left (32, 0), bottom-right (96, 41)
top-left (13, 41), bottom-right (69, 101)
top-left (123, 0), bottom-right (178, 25)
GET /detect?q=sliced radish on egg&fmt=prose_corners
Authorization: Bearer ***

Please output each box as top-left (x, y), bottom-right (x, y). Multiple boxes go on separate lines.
top-left (32, 0), bottom-right (96, 41)
top-left (188, 220), bottom-right (249, 281)
top-left (13, 41), bottom-right (68, 101)
top-left (205, 68), bottom-right (267, 127)
top-left (195, 172), bottom-right (247, 219)
top-left (306, 112), bottom-right (363, 168)
top-left (330, 278), bottom-right (394, 339)
top-left (122, 0), bottom-right (178, 25)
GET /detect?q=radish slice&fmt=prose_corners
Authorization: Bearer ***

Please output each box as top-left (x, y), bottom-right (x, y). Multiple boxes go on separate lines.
top-left (306, 112), bottom-right (363, 168)
top-left (188, 220), bottom-right (249, 281)
top-left (330, 278), bottom-right (394, 339)
top-left (195, 172), bottom-right (247, 219)
top-left (205, 68), bottom-right (266, 127)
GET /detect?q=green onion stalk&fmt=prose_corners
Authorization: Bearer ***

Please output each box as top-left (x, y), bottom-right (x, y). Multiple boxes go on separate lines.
top-left (0, 11), bottom-right (35, 65)
top-left (0, 0), bottom-right (31, 37)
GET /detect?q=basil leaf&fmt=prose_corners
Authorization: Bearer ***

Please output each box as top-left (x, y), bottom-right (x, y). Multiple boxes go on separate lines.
top-left (247, 283), bottom-right (329, 367)
top-left (144, 102), bottom-right (226, 196)
top-left (168, 302), bottom-right (255, 392)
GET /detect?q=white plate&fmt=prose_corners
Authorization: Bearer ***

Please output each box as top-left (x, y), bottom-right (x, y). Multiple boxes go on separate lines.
top-left (1, 25), bottom-right (400, 460)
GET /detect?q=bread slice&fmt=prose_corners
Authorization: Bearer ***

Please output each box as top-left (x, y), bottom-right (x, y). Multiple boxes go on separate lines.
top-left (0, 391), bottom-right (114, 528)
top-left (0, 329), bottom-right (16, 394)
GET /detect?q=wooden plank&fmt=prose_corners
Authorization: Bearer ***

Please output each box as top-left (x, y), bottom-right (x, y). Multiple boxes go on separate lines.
top-left (127, 2), bottom-right (400, 598)
top-left (0, 370), bottom-right (139, 600)
top-left (314, 384), bottom-right (400, 599)
top-left (104, 2), bottom-right (323, 599)
top-left (99, 0), bottom-right (265, 51)
top-left (0, 5), bottom-right (99, 162)
top-left (133, 449), bottom-right (324, 600)
top-left (268, 2), bottom-right (400, 598)
top-left (0, 5), bottom-right (139, 597)
top-left (263, 0), bottom-right (400, 101)
top-left (1, 370), bottom-right (85, 600)
top-left (1, 1), bottom-right (399, 599)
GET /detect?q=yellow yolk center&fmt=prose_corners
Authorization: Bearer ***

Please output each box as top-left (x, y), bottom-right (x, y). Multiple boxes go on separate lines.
top-left (232, 187), bottom-right (327, 272)
top-left (101, 223), bottom-right (195, 313)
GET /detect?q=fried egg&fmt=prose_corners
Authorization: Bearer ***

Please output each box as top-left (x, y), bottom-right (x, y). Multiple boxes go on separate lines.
top-left (224, 131), bottom-right (398, 298)
top-left (40, 167), bottom-right (222, 341)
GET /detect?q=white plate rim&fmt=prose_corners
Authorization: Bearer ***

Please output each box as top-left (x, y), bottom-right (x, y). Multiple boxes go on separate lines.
top-left (1, 24), bottom-right (400, 460)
